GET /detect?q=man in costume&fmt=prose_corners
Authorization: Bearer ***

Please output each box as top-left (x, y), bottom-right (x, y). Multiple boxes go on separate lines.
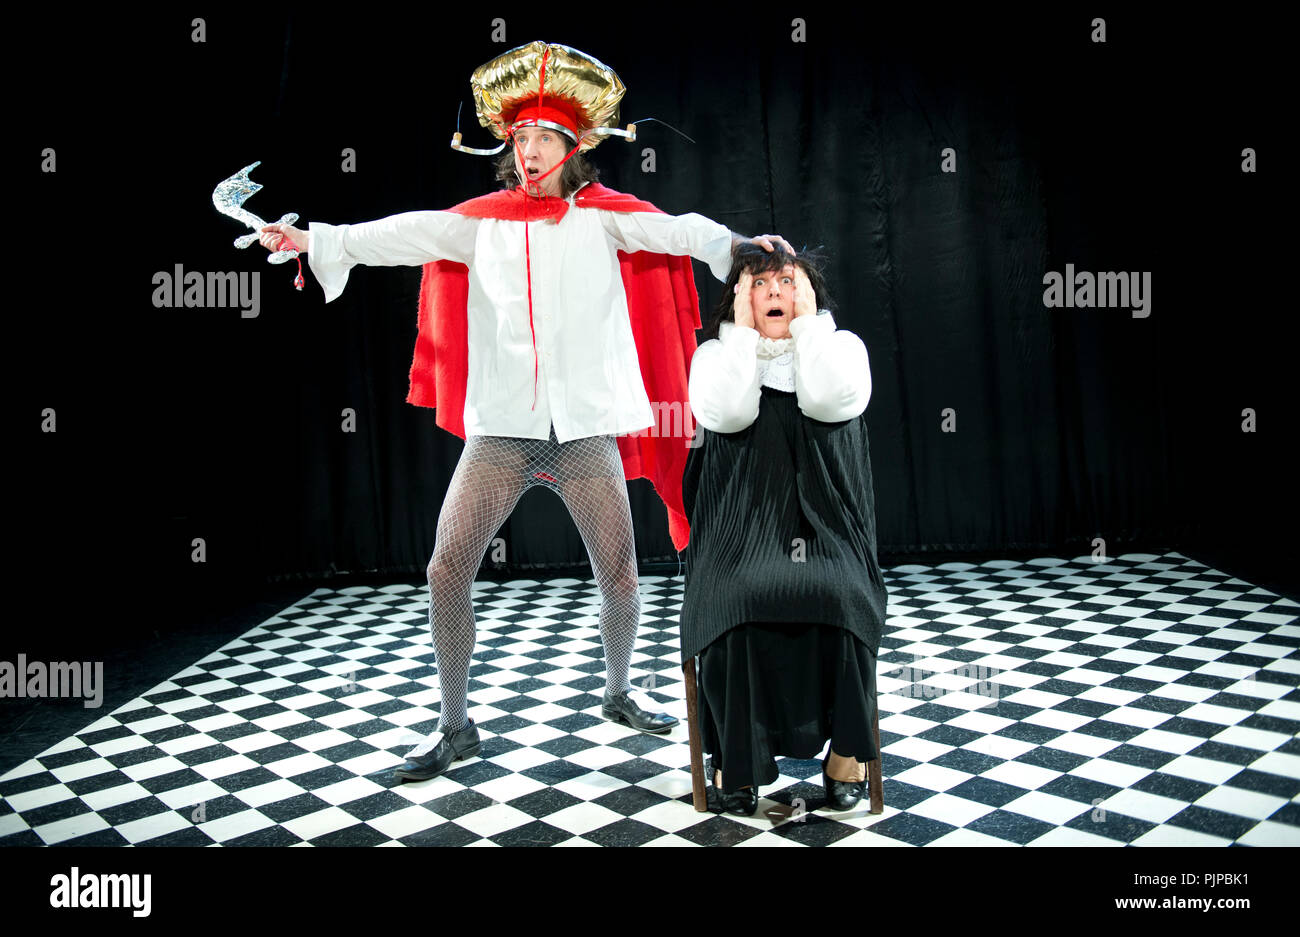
top-left (259, 41), bottom-right (792, 782)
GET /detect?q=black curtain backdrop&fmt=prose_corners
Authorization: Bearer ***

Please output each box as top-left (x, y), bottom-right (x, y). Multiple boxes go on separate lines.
top-left (13, 6), bottom-right (1294, 650)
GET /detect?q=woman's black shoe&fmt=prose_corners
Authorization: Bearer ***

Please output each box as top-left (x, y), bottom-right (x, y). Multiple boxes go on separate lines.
top-left (707, 757), bottom-right (758, 817)
top-left (822, 761), bottom-right (866, 811)
top-left (723, 786), bottom-right (758, 817)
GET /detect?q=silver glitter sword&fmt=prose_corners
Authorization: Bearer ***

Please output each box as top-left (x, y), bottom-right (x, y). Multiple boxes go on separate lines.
top-left (213, 161), bottom-right (304, 288)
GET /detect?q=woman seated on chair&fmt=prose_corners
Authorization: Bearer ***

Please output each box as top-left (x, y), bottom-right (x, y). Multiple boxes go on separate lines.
top-left (680, 242), bottom-right (888, 816)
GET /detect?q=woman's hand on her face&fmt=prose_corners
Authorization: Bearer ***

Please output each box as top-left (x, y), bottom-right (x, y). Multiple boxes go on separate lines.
top-left (259, 223), bottom-right (308, 253)
top-left (733, 270), bottom-right (756, 331)
top-left (793, 266), bottom-right (817, 318)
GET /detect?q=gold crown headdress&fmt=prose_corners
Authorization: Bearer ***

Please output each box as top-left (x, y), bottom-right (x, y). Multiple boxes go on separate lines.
top-left (451, 41), bottom-right (637, 155)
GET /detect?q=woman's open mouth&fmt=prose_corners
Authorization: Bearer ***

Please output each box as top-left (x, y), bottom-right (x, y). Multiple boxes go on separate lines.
top-left (766, 308), bottom-right (785, 317)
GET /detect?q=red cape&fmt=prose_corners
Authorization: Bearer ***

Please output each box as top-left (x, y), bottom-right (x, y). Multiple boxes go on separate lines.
top-left (409, 182), bottom-right (701, 551)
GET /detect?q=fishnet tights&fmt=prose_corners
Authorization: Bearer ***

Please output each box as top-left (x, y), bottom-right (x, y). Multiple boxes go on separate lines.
top-left (425, 429), bottom-right (640, 735)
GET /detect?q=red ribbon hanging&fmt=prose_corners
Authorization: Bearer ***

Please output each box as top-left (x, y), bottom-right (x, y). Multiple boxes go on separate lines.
top-left (509, 45), bottom-right (584, 412)
top-left (273, 234), bottom-right (306, 291)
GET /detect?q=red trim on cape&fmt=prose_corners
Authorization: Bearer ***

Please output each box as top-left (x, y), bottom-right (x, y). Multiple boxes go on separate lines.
top-left (408, 183), bottom-right (701, 551)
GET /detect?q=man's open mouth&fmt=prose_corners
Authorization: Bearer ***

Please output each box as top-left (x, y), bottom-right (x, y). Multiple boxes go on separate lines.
top-left (766, 308), bottom-right (784, 317)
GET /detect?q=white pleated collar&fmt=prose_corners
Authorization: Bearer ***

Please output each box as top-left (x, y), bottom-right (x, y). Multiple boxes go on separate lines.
top-left (717, 321), bottom-right (794, 390)
top-left (756, 335), bottom-right (794, 358)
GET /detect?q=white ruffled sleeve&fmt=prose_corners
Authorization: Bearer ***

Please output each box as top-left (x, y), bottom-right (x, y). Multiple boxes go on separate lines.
top-left (688, 323), bottom-right (763, 433)
top-left (790, 312), bottom-right (873, 422)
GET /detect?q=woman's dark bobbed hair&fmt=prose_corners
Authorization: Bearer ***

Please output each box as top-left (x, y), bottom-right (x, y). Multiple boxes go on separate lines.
top-left (701, 242), bottom-right (834, 342)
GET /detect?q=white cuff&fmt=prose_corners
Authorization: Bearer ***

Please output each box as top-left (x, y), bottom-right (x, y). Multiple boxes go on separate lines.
top-left (719, 320), bottom-right (761, 350)
top-left (703, 230), bottom-right (735, 282)
top-left (306, 222), bottom-right (351, 304)
top-left (789, 310), bottom-right (836, 338)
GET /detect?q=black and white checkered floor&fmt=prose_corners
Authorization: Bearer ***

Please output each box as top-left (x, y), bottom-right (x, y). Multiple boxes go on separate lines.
top-left (2, 552), bottom-right (1297, 847)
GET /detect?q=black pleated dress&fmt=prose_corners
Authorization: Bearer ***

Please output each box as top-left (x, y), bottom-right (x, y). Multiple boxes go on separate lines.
top-left (680, 386), bottom-right (888, 793)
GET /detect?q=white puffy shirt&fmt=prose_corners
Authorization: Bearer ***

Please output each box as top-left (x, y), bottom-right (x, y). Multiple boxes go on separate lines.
top-left (306, 186), bottom-right (733, 443)
top-left (688, 313), bottom-right (873, 432)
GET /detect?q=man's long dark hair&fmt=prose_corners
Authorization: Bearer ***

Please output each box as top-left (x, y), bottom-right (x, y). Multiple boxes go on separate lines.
top-left (494, 137), bottom-right (600, 198)
top-left (701, 242), bottom-right (834, 341)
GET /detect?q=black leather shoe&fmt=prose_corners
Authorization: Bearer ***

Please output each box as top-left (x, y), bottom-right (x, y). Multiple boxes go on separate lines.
top-left (601, 689), bottom-right (678, 734)
top-left (707, 757), bottom-right (758, 817)
top-left (822, 761), bottom-right (867, 810)
top-left (392, 721), bottom-right (481, 782)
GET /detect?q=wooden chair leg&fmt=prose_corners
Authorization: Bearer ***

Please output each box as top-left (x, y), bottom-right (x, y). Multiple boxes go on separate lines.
top-left (868, 702), bottom-right (884, 814)
top-left (683, 657), bottom-right (708, 812)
